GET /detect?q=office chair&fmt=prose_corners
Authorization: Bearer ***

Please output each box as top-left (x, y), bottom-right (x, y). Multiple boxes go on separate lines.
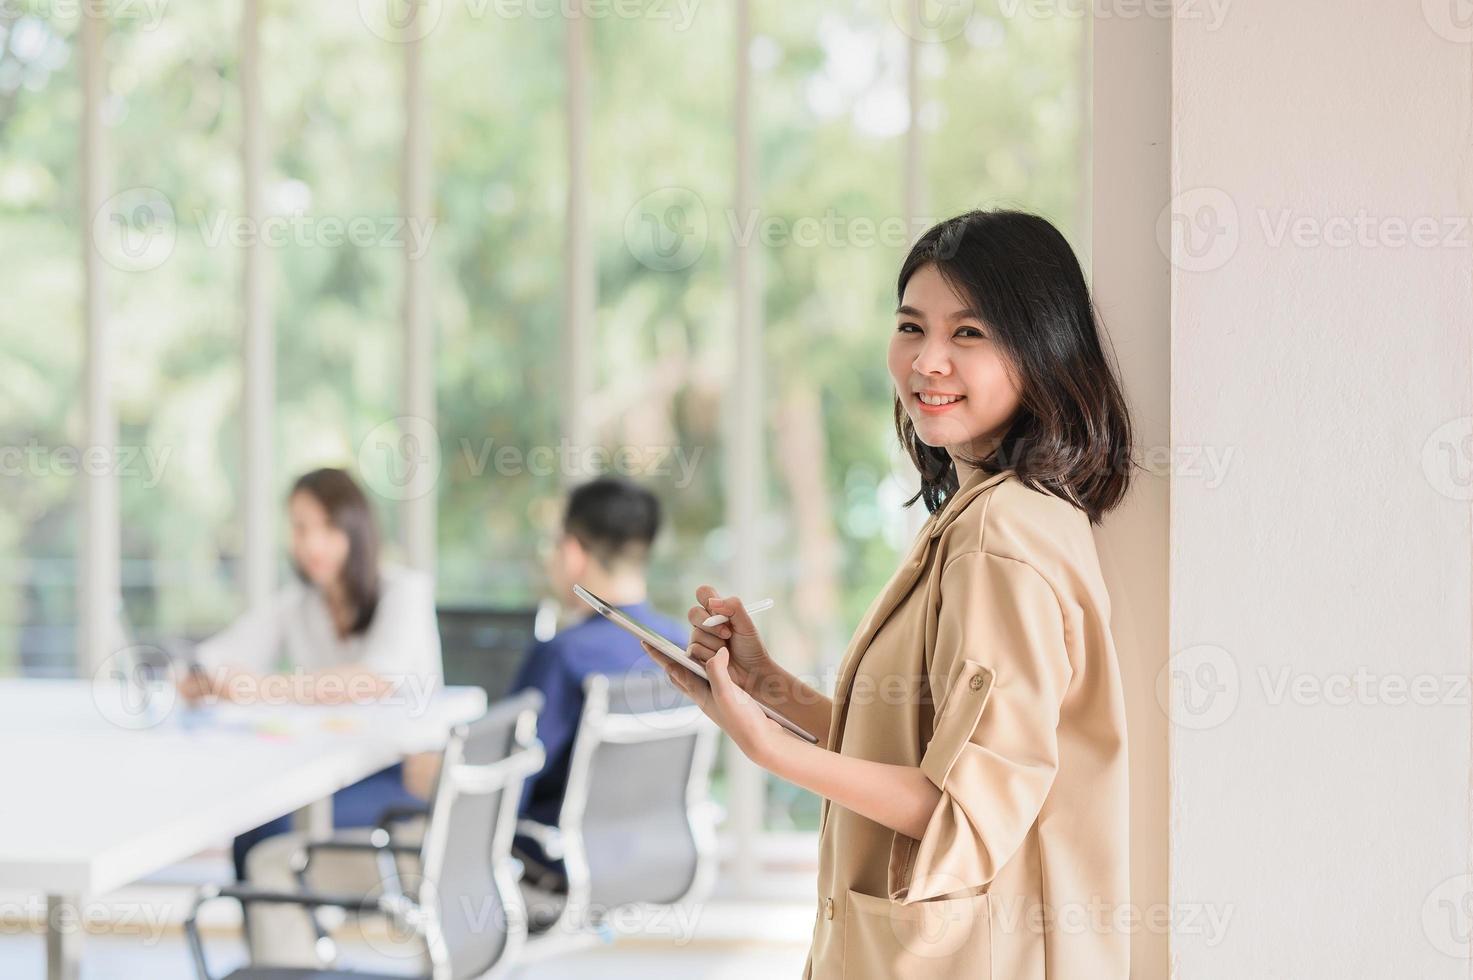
top-left (515, 671), bottom-right (720, 943)
top-left (184, 690), bottom-right (545, 980)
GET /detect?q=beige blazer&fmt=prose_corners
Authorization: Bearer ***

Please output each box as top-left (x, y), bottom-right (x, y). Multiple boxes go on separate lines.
top-left (802, 467), bottom-right (1129, 979)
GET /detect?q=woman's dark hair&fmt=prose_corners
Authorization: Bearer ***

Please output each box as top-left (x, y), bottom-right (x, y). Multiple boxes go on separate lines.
top-left (289, 468), bottom-right (381, 634)
top-left (894, 209), bottom-right (1135, 525)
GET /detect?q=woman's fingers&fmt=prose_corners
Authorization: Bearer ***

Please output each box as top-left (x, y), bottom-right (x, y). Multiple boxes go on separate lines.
top-left (705, 594), bottom-right (758, 636)
top-left (642, 641), bottom-right (711, 710)
top-left (688, 637), bottom-right (721, 661)
top-left (686, 604), bottom-right (732, 643)
top-left (640, 640), bottom-right (679, 676)
top-left (706, 647), bottom-right (745, 705)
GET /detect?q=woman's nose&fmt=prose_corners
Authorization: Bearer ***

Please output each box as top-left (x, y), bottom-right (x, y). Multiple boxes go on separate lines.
top-left (912, 341), bottom-right (951, 376)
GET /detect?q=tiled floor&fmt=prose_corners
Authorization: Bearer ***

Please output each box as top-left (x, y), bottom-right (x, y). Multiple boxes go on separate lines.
top-left (0, 930), bottom-right (813, 979)
top-left (0, 855), bottom-right (818, 978)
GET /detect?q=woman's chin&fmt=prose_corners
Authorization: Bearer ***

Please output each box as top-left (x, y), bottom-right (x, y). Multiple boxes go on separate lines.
top-left (910, 417), bottom-right (975, 449)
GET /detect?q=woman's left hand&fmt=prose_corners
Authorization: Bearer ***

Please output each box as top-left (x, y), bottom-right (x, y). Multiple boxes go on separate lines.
top-left (640, 641), bottom-right (784, 767)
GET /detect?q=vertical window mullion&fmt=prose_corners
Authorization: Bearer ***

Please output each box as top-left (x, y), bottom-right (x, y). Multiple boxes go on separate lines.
top-left (80, 7), bottom-right (118, 677)
top-left (241, 0), bottom-right (275, 617)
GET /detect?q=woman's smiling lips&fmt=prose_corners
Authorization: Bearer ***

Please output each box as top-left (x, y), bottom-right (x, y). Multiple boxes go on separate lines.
top-left (914, 390), bottom-right (967, 415)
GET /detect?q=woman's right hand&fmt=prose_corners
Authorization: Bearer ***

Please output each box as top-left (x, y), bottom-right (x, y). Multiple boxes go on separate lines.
top-left (686, 585), bottom-right (776, 693)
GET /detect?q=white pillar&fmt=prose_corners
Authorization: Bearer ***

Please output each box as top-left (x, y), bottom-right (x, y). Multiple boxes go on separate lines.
top-left (241, 0), bottom-right (275, 614)
top-left (1169, 2), bottom-right (1471, 975)
top-left (1089, 8), bottom-right (1169, 977)
top-left (79, 7), bottom-right (118, 678)
top-left (402, 21), bottom-right (435, 574)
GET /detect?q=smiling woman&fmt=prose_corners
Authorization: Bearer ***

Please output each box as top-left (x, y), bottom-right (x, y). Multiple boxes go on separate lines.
top-left (642, 209), bottom-right (1137, 979)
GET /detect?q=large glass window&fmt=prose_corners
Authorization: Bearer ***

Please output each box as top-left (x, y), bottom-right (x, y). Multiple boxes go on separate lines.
top-left (430, 5), bottom-right (565, 606)
top-left (1, 0), bottom-right (1086, 858)
top-left (107, 3), bottom-right (243, 647)
top-left (264, 0), bottom-right (406, 557)
top-left (0, 6), bottom-right (82, 676)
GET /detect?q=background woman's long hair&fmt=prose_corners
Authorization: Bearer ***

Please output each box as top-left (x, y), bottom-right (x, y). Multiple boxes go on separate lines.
top-left (895, 209), bottom-right (1136, 525)
top-left (290, 468), bottom-right (382, 634)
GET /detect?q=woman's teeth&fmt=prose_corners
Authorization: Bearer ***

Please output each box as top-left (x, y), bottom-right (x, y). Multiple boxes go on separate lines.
top-left (918, 393), bottom-right (964, 406)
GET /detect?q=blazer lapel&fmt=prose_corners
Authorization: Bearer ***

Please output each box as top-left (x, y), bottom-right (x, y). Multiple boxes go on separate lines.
top-left (826, 468), bottom-right (1015, 747)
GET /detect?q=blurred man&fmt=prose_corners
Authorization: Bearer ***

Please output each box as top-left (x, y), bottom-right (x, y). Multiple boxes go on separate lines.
top-left (506, 476), bottom-right (688, 885)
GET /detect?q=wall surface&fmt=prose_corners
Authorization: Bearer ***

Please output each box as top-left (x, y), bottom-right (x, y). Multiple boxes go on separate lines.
top-left (1170, 1), bottom-right (1473, 975)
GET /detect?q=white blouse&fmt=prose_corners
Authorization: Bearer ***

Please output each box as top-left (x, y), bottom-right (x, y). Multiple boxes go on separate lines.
top-left (196, 562), bottom-right (443, 685)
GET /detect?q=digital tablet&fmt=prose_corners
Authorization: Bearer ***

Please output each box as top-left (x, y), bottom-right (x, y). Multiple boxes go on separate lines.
top-left (573, 583), bottom-right (819, 744)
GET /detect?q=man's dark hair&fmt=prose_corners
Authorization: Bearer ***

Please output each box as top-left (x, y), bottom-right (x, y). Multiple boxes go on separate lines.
top-left (563, 476), bottom-right (662, 569)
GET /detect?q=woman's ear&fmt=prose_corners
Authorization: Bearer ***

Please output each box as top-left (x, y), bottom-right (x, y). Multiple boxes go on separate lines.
top-left (560, 533), bottom-right (588, 581)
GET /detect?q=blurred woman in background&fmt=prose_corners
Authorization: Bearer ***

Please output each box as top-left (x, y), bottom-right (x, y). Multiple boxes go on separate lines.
top-left (181, 467), bottom-right (442, 887)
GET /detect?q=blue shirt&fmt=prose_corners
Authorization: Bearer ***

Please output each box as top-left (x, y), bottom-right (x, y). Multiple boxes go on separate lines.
top-left (509, 600), bottom-right (688, 826)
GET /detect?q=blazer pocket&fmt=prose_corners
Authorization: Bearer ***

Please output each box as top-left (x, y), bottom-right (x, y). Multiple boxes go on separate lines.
top-left (842, 887), bottom-right (991, 980)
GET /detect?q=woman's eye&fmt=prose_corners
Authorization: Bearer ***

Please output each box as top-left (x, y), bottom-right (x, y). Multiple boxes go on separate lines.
top-left (897, 322), bottom-right (921, 333)
top-left (957, 327), bottom-right (986, 339)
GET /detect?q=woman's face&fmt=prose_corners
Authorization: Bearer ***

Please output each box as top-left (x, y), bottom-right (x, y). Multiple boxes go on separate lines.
top-left (288, 491), bottom-right (350, 589)
top-left (888, 263), bottom-right (1022, 457)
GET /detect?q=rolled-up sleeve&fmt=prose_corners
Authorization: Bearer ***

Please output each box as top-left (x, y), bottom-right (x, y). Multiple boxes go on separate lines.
top-left (888, 550), bottom-right (1073, 903)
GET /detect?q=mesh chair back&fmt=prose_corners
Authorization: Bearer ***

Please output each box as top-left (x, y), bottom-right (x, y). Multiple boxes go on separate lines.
top-left (419, 690), bottom-right (543, 980)
top-left (567, 671), bottom-right (717, 913)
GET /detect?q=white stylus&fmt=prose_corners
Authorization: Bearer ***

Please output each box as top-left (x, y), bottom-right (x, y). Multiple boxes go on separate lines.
top-left (701, 598), bottom-right (774, 628)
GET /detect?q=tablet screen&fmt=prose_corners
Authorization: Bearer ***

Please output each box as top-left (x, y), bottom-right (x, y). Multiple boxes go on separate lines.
top-left (571, 583), bottom-right (819, 743)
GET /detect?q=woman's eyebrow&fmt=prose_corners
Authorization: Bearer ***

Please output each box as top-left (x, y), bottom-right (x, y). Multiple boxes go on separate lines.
top-left (895, 304), bottom-right (984, 321)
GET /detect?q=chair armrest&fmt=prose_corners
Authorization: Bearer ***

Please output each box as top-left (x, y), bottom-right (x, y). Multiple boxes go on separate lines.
top-left (515, 818), bottom-right (565, 860)
top-left (297, 830), bottom-right (414, 906)
top-left (304, 838), bottom-right (421, 859)
top-left (183, 884), bottom-right (412, 980)
top-left (375, 801), bottom-right (430, 834)
top-left (202, 882), bottom-right (392, 913)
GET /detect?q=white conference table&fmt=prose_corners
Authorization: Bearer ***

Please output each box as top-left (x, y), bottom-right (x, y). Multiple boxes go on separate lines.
top-left (0, 678), bottom-right (488, 980)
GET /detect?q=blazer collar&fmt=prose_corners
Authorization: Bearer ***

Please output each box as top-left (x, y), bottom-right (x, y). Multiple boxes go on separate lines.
top-left (923, 467), bottom-right (1016, 540)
